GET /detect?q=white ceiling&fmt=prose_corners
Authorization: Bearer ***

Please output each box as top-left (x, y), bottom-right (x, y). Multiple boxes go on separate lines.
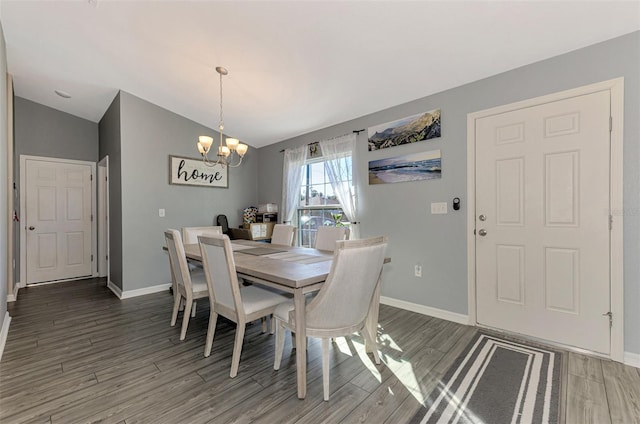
top-left (1, 1), bottom-right (639, 148)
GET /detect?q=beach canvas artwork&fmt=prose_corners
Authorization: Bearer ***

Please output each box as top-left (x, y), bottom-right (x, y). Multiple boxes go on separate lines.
top-left (368, 109), bottom-right (441, 151)
top-left (369, 149), bottom-right (441, 185)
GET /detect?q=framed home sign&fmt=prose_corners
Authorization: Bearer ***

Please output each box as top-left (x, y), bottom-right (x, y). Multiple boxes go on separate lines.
top-left (169, 155), bottom-right (228, 188)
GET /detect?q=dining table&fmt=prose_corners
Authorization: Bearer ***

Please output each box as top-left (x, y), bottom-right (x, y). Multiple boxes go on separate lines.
top-left (178, 239), bottom-right (386, 400)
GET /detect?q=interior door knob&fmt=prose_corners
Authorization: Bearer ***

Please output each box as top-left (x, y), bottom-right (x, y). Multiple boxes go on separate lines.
top-left (478, 214), bottom-right (486, 221)
top-left (29, 226), bottom-right (35, 231)
top-left (478, 229), bottom-right (487, 236)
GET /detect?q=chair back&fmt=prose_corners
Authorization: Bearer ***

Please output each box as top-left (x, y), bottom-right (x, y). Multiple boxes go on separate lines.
top-left (216, 214), bottom-right (230, 235)
top-left (198, 234), bottom-right (243, 314)
top-left (314, 226), bottom-right (350, 251)
top-left (182, 226), bottom-right (222, 244)
top-left (306, 236), bottom-right (387, 331)
top-left (271, 224), bottom-right (296, 246)
top-left (164, 229), bottom-right (194, 294)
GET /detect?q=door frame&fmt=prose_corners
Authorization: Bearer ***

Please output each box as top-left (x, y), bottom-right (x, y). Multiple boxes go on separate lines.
top-left (466, 78), bottom-right (624, 362)
top-left (19, 155), bottom-right (98, 287)
top-left (97, 156), bottom-right (109, 284)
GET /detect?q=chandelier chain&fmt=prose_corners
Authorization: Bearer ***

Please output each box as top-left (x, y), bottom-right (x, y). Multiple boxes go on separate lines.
top-left (219, 69), bottom-right (224, 131)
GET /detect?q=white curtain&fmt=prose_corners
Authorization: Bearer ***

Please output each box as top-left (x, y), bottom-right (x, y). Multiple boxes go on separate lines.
top-left (319, 133), bottom-right (359, 239)
top-left (281, 144), bottom-right (307, 224)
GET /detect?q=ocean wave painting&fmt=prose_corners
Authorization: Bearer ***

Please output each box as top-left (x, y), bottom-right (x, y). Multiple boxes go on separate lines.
top-left (369, 149), bottom-right (441, 185)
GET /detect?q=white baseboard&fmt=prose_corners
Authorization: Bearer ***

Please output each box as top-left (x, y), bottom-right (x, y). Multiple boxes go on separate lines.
top-left (0, 312), bottom-right (12, 362)
top-left (108, 281), bottom-right (171, 300)
top-left (107, 280), bottom-right (123, 298)
top-left (624, 351), bottom-right (640, 368)
top-left (380, 296), bottom-right (469, 325)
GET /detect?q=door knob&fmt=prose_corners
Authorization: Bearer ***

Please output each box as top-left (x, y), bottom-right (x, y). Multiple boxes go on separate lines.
top-left (478, 214), bottom-right (486, 221)
top-left (29, 226), bottom-right (35, 231)
top-left (478, 229), bottom-right (487, 236)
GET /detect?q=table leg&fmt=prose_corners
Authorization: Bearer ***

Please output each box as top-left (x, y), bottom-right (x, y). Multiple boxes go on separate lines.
top-left (294, 288), bottom-right (307, 399)
top-left (365, 276), bottom-right (382, 353)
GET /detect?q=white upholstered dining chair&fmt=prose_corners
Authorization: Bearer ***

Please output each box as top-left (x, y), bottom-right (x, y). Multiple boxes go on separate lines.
top-left (273, 235), bottom-right (388, 400)
top-left (198, 234), bottom-right (290, 378)
top-left (164, 229), bottom-right (209, 340)
top-left (314, 226), bottom-right (350, 251)
top-left (182, 226), bottom-right (223, 244)
top-left (270, 224), bottom-right (297, 246)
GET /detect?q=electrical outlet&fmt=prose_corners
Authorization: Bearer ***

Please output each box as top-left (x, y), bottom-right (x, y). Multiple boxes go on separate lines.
top-left (431, 202), bottom-right (448, 214)
top-left (414, 264), bottom-right (422, 277)
top-left (159, 208), bottom-right (165, 217)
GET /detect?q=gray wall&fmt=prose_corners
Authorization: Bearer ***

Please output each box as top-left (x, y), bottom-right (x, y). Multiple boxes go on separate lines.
top-left (118, 92), bottom-right (258, 291)
top-left (13, 97), bottom-right (99, 283)
top-left (0, 21), bottom-right (8, 338)
top-left (14, 97), bottom-right (98, 162)
top-left (257, 31), bottom-right (640, 355)
top-left (98, 93), bottom-right (122, 289)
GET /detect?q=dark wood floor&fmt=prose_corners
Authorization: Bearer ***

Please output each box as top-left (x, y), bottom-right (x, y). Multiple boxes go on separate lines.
top-left (1, 278), bottom-right (639, 423)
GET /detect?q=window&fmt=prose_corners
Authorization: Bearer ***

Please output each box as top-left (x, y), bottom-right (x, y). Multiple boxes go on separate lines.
top-left (297, 157), bottom-right (352, 247)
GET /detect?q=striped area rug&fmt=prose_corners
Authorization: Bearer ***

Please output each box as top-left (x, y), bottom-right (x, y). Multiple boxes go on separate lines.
top-left (411, 332), bottom-right (563, 424)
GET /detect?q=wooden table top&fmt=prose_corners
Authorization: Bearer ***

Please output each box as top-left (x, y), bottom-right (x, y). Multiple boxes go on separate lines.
top-left (182, 240), bottom-right (334, 289)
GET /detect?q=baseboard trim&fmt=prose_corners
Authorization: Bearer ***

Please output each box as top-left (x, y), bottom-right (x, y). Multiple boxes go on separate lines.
top-left (624, 351), bottom-right (640, 368)
top-left (107, 280), bottom-right (123, 299)
top-left (108, 281), bottom-right (171, 300)
top-left (380, 296), bottom-right (469, 325)
top-left (0, 312), bottom-right (12, 362)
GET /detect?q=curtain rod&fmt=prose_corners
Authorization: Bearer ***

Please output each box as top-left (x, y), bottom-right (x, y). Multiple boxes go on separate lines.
top-left (279, 129), bottom-right (365, 153)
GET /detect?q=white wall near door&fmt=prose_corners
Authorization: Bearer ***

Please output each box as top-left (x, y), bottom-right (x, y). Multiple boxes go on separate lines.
top-left (467, 78), bottom-right (624, 361)
top-left (98, 156), bottom-right (109, 283)
top-left (19, 155), bottom-right (97, 286)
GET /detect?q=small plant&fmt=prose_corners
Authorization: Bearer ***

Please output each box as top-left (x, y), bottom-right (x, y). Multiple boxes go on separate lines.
top-left (330, 212), bottom-right (345, 227)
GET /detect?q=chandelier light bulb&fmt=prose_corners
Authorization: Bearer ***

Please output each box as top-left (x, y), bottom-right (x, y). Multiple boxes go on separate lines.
top-left (226, 138), bottom-right (239, 151)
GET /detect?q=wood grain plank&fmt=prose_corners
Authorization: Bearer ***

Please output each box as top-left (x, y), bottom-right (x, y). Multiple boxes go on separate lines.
top-left (566, 373), bottom-right (612, 424)
top-left (601, 360), bottom-right (640, 424)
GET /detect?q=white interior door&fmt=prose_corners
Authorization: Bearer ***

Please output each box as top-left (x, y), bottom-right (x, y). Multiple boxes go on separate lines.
top-left (475, 90), bottom-right (611, 354)
top-left (25, 158), bottom-right (94, 284)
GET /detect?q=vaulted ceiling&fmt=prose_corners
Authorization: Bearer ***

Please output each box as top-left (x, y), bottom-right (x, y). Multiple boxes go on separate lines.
top-left (1, 1), bottom-right (639, 147)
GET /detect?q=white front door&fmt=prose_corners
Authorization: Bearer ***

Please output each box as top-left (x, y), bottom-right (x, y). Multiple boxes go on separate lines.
top-left (25, 158), bottom-right (94, 284)
top-left (475, 90), bottom-right (611, 354)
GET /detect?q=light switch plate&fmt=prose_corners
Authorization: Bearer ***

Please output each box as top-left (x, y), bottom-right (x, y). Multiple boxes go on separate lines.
top-left (159, 208), bottom-right (165, 217)
top-left (431, 202), bottom-right (448, 214)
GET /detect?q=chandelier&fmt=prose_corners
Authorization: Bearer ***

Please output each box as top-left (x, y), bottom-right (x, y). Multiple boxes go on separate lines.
top-left (197, 66), bottom-right (248, 167)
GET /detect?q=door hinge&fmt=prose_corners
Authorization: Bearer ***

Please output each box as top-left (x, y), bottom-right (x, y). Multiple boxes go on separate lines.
top-left (609, 116), bottom-right (613, 132)
top-left (91, 214), bottom-right (94, 222)
top-left (90, 174), bottom-right (93, 181)
top-left (106, 255), bottom-right (108, 261)
top-left (609, 214), bottom-right (613, 230)
top-left (603, 311), bottom-right (612, 328)
top-left (91, 254), bottom-right (94, 262)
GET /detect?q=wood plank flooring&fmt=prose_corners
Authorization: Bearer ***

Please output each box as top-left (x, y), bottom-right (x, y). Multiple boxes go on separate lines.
top-left (1, 278), bottom-right (639, 423)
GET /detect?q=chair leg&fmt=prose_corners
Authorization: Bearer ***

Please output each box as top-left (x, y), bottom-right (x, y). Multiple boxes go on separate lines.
top-left (261, 316), bottom-right (267, 333)
top-left (230, 323), bottom-right (246, 378)
top-left (204, 311), bottom-right (219, 357)
top-left (322, 338), bottom-right (330, 401)
top-left (191, 300), bottom-right (197, 318)
top-left (291, 332), bottom-right (309, 350)
top-left (361, 326), bottom-right (381, 365)
top-left (273, 319), bottom-right (286, 370)
top-left (171, 294), bottom-right (182, 326)
top-left (180, 300), bottom-right (193, 341)
top-left (270, 315), bottom-right (275, 335)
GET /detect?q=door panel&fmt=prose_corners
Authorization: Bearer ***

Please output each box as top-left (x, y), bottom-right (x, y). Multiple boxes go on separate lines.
top-left (26, 159), bottom-right (93, 284)
top-left (476, 90), bottom-right (611, 354)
